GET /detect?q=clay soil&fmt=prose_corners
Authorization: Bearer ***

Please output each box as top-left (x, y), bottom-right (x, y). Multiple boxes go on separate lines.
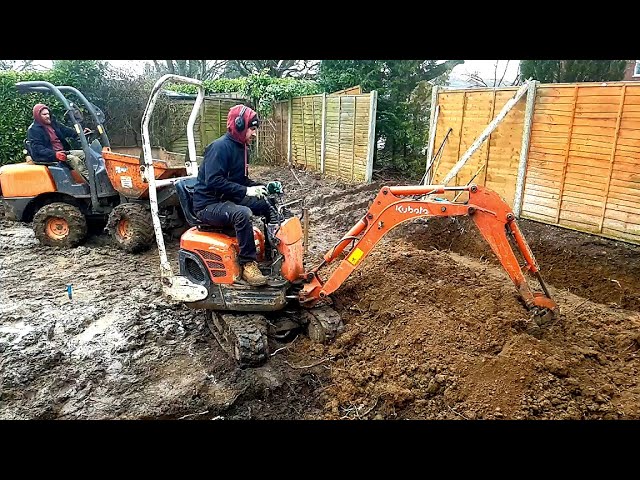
top-left (1, 164), bottom-right (640, 420)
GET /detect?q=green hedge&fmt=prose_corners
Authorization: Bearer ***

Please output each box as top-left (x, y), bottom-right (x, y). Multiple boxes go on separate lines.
top-left (0, 70), bottom-right (70, 165)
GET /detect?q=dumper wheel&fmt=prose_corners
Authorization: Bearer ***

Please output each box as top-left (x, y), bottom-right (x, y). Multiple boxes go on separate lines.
top-left (33, 202), bottom-right (87, 248)
top-left (107, 203), bottom-right (155, 253)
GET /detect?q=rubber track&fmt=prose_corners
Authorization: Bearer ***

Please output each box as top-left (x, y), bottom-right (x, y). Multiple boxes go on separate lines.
top-left (208, 313), bottom-right (269, 368)
top-left (302, 305), bottom-right (344, 343)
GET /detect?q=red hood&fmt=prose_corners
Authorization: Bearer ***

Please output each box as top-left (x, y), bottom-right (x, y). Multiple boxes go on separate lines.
top-left (227, 104), bottom-right (258, 144)
top-left (33, 103), bottom-right (49, 125)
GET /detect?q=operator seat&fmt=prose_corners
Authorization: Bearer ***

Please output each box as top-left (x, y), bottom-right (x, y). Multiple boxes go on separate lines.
top-left (24, 140), bottom-right (57, 166)
top-left (174, 177), bottom-right (236, 236)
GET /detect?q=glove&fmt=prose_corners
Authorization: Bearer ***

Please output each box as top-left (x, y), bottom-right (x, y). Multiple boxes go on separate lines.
top-left (266, 181), bottom-right (283, 194)
top-left (246, 185), bottom-right (267, 199)
top-left (55, 151), bottom-right (67, 161)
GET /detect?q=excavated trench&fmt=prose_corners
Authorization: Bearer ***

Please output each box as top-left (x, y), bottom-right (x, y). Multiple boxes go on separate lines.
top-left (1, 165), bottom-right (639, 420)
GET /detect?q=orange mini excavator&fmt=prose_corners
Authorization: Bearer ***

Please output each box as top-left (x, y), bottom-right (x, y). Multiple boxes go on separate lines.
top-left (141, 77), bottom-right (559, 368)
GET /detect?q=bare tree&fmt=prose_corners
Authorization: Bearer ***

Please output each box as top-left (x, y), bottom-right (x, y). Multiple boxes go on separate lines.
top-left (148, 60), bottom-right (229, 80)
top-left (463, 61), bottom-right (514, 87)
top-left (229, 60), bottom-right (320, 78)
top-left (464, 71), bottom-right (489, 87)
top-left (510, 64), bottom-right (522, 86)
top-left (0, 60), bottom-right (47, 71)
top-left (496, 60), bottom-right (510, 87)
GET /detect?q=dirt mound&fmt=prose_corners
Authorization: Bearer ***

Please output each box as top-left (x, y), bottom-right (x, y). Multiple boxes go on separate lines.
top-left (1, 164), bottom-right (639, 420)
top-left (292, 238), bottom-right (640, 419)
top-left (400, 216), bottom-right (640, 310)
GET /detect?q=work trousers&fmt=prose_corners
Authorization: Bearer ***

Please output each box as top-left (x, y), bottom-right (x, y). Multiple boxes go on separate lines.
top-left (196, 196), bottom-right (271, 265)
top-left (65, 149), bottom-right (89, 180)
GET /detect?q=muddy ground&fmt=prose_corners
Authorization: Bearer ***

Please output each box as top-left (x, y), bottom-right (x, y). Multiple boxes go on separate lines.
top-left (1, 164), bottom-right (640, 420)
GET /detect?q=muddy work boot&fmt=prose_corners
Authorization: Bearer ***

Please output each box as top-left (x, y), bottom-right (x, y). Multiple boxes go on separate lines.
top-left (242, 261), bottom-right (268, 286)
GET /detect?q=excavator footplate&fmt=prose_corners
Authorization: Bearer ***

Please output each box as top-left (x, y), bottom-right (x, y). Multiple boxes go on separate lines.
top-left (207, 312), bottom-right (269, 368)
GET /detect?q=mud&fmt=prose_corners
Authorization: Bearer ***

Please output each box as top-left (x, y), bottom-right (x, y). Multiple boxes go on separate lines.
top-left (1, 165), bottom-right (639, 420)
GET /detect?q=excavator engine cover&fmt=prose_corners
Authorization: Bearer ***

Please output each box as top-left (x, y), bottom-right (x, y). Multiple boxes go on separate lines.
top-left (180, 225), bottom-right (265, 285)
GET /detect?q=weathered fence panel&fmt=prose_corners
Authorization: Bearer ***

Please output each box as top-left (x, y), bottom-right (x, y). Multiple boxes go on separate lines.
top-left (431, 81), bottom-right (640, 245)
top-left (261, 91), bottom-right (377, 183)
top-left (323, 94), bottom-right (371, 182)
top-left (165, 90), bottom-right (377, 183)
top-left (168, 95), bottom-right (247, 156)
top-left (290, 95), bottom-right (323, 171)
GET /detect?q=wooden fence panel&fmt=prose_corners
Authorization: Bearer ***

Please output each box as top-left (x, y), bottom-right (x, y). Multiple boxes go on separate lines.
top-left (323, 95), bottom-right (371, 182)
top-left (265, 91), bottom-right (376, 183)
top-left (168, 96), bottom-right (246, 157)
top-left (431, 87), bottom-right (526, 205)
top-left (256, 101), bottom-right (288, 165)
top-left (159, 91), bottom-right (376, 183)
top-left (290, 96), bottom-right (323, 171)
top-left (432, 82), bottom-right (640, 245)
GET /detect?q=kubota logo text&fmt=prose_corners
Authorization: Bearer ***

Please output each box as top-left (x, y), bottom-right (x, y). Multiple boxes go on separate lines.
top-left (395, 205), bottom-right (430, 215)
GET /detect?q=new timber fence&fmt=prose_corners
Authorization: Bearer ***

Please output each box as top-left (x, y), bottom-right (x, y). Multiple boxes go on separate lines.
top-left (429, 81), bottom-right (640, 245)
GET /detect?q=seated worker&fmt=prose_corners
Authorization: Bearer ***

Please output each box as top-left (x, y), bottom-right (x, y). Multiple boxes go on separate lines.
top-left (27, 103), bottom-right (91, 181)
top-left (192, 104), bottom-right (281, 287)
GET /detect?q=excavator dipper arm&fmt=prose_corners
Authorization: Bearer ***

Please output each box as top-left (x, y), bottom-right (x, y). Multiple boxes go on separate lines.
top-left (299, 184), bottom-right (558, 318)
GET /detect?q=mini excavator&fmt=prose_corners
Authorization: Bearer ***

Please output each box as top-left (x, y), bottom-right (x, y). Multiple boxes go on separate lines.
top-left (141, 76), bottom-right (559, 368)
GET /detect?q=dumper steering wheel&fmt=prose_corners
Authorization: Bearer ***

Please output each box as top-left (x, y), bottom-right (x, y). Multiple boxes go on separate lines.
top-left (83, 128), bottom-right (96, 143)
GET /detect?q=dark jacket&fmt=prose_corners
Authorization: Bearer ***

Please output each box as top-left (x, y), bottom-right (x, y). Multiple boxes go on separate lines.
top-left (192, 132), bottom-right (261, 213)
top-left (27, 118), bottom-right (78, 163)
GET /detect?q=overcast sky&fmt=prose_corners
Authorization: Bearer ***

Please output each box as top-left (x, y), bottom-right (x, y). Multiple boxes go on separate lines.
top-left (107, 60), bottom-right (522, 81)
top-left (450, 60), bottom-right (520, 83)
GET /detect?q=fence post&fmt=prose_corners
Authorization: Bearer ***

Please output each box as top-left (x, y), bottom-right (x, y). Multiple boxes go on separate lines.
top-left (321, 92), bottom-right (327, 173)
top-left (287, 98), bottom-right (292, 166)
top-left (301, 97), bottom-right (308, 168)
top-left (311, 97), bottom-right (318, 170)
top-left (513, 80), bottom-right (538, 218)
top-left (199, 98), bottom-right (206, 156)
top-left (365, 90), bottom-right (378, 183)
top-left (599, 84), bottom-right (627, 232)
top-left (424, 85), bottom-right (440, 184)
top-left (351, 96), bottom-right (357, 181)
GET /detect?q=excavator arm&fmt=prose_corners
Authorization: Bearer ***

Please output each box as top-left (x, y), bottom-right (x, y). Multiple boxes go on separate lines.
top-left (299, 184), bottom-right (558, 319)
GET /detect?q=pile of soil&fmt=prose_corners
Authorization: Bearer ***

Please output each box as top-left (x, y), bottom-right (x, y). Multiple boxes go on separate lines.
top-left (1, 164), bottom-right (639, 420)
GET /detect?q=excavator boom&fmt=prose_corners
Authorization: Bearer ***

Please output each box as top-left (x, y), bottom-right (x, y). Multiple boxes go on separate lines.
top-left (299, 184), bottom-right (558, 319)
